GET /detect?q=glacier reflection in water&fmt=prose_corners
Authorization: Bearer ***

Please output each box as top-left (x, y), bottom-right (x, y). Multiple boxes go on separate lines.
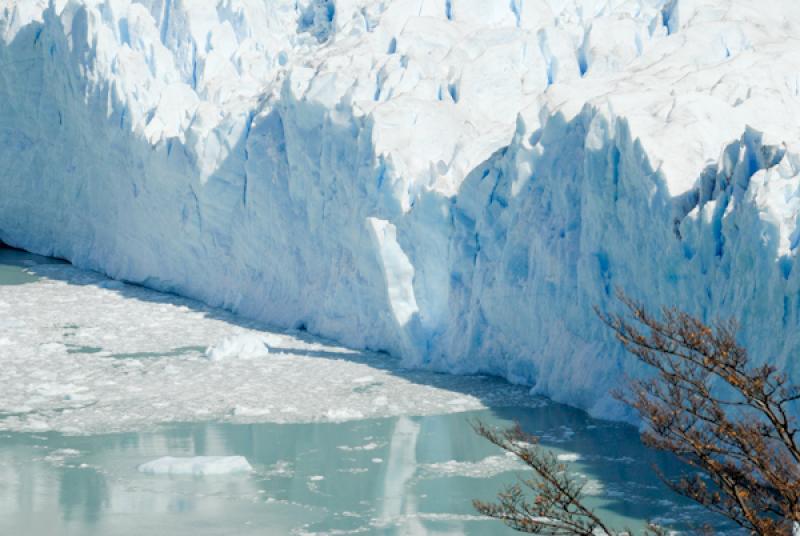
top-left (0, 407), bottom-right (733, 535)
top-left (0, 247), bottom-right (66, 285)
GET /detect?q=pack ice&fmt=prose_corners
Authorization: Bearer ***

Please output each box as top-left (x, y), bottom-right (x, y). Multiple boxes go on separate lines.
top-left (2, 0), bottom-right (800, 418)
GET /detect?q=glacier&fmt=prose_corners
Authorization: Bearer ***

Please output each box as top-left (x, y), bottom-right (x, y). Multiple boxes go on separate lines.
top-left (2, 0), bottom-right (800, 418)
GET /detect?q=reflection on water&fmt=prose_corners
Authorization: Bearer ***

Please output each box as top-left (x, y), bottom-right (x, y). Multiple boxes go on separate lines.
top-left (0, 407), bottom-right (731, 535)
top-left (0, 247), bottom-right (66, 285)
top-left (0, 246), bottom-right (732, 533)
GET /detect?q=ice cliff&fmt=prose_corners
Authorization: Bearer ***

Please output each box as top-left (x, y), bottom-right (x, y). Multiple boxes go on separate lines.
top-left (2, 0), bottom-right (800, 417)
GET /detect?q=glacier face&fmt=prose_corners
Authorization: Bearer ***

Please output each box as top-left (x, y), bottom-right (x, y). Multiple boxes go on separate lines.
top-left (2, 0), bottom-right (800, 417)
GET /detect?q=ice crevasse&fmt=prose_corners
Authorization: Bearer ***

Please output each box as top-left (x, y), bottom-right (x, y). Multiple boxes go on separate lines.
top-left (2, 0), bottom-right (800, 418)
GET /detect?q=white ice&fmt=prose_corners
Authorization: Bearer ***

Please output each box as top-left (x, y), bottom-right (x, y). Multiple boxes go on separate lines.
top-left (2, 1), bottom-right (800, 417)
top-left (137, 456), bottom-right (253, 475)
top-left (204, 333), bottom-right (272, 362)
top-left (418, 452), bottom-right (525, 479)
top-left (0, 262), bottom-right (541, 434)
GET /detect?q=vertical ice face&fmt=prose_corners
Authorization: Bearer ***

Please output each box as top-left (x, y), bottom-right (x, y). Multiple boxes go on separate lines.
top-left (368, 218), bottom-right (418, 325)
top-left (2, 0), bottom-right (800, 417)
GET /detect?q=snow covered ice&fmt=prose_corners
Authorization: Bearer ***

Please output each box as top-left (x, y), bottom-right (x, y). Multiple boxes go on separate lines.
top-left (0, 260), bottom-right (540, 434)
top-left (2, 0), bottom-right (800, 417)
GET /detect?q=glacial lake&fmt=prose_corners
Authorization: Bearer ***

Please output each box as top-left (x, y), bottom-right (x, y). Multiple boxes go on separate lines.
top-left (0, 247), bottom-right (732, 534)
top-left (0, 408), bottom-right (731, 535)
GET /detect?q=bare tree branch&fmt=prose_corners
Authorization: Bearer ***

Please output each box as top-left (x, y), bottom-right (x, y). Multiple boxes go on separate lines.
top-left (475, 292), bottom-right (800, 535)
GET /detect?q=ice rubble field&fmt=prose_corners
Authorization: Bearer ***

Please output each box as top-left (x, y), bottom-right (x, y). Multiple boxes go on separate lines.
top-left (2, 0), bottom-right (800, 417)
top-left (0, 261), bottom-right (538, 434)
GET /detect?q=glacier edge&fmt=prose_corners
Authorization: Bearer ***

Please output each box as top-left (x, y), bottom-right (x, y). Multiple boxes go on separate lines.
top-left (2, 0), bottom-right (800, 419)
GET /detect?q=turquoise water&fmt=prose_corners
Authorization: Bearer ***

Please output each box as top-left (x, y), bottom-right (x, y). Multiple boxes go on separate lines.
top-left (0, 247), bottom-right (731, 534)
top-left (0, 246), bottom-right (66, 285)
top-left (0, 407), bottom-right (730, 535)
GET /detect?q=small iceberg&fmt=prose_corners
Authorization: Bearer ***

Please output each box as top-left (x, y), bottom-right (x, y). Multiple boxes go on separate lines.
top-left (204, 333), bottom-right (271, 361)
top-left (137, 456), bottom-right (253, 475)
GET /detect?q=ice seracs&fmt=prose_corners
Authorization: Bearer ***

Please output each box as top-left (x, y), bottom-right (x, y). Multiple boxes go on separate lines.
top-left (2, 0), bottom-right (800, 417)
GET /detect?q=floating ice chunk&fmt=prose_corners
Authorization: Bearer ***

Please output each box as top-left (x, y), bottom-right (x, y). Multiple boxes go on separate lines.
top-left (352, 376), bottom-right (376, 384)
top-left (419, 453), bottom-right (525, 478)
top-left (337, 442), bottom-right (381, 452)
top-left (326, 408), bottom-right (365, 422)
top-left (23, 418), bottom-right (49, 432)
top-left (264, 460), bottom-right (294, 477)
top-left (233, 405), bottom-right (272, 417)
top-left (582, 479), bottom-right (604, 496)
top-left (137, 456), bottom-right (253, 475)
top-left (557, 453), bottom-right (582, 462)
top-left (205, 333), bottom-right (271, 361)
top-left (44, 448), bottom-right (81, 466)
top-left (339, 467), bottom-right (370, 474)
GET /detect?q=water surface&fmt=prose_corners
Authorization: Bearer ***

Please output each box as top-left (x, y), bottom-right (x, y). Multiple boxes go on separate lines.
top-left (0, 246), bottom-right (731, 534)
top-left (0, 247), bottom-right (66, 285)
top-left (0, 407), bottom-right (730, 535)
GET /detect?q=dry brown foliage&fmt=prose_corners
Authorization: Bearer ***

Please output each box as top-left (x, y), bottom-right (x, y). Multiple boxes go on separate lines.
top-left (600, 293), bottom-right (800, 534)
top-left (474, 293), bottom-right (800, 535)
top-left (471, 421), bottom-right (619, 535)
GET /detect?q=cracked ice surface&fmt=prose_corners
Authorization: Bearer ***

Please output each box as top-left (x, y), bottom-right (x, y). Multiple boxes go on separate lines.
top-left (0, 262), bottom-right (541, 434)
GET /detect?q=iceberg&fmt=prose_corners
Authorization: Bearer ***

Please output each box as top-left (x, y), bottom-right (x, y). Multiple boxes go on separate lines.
top-left (137, 456), bottom-right (253, 475)
top-left (204, 332), bottom-right (271, 361)
top-left (2, 0), bottom-right (800, 417)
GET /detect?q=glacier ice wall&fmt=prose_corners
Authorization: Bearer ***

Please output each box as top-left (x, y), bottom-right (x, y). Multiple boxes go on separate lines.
top-left (2, 0), bottom-right (800, 416)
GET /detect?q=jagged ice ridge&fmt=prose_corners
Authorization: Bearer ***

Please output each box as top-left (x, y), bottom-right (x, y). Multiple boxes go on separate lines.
top-left (2, 0), bottom-right (800, 417)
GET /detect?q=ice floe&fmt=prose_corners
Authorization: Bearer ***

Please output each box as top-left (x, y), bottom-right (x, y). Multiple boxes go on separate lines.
top-left (137, 456), bottom-right (253, 475)
top-left (0, 261), bottom-right (542, 434)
